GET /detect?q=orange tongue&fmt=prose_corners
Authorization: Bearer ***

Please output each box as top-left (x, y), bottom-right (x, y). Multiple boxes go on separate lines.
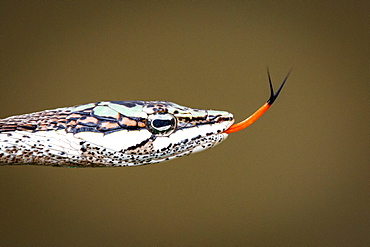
top-left (224, 70), bottom-right (290, 134)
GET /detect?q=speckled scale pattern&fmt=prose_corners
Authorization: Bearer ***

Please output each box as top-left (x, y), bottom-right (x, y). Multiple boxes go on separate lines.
top-left (0, 100), bottom-right (234, 167)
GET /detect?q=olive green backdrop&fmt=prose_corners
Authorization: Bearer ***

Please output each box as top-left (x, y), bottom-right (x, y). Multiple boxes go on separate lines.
top-left (0, 1), bottom-right (368, 246)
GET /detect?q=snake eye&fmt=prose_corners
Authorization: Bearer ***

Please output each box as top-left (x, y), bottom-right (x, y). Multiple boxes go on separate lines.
top-left (146, 112), bottom-right (177, 136)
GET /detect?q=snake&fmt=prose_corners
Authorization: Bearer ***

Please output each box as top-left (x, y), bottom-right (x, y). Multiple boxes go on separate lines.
top-left (0, 71), bottom-right (289, 167)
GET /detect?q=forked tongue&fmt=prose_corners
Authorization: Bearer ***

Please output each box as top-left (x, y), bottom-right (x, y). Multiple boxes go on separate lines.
top-left (224, 70), bottom-right (290, 134)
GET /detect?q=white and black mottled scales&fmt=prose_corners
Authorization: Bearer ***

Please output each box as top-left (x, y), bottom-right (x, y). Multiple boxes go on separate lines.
top-left (0, 101), bottom-right (234, 167)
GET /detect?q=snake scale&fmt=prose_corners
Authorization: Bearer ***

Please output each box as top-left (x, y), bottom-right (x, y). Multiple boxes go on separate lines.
top-left (0, 71), bottom-right (289, 167)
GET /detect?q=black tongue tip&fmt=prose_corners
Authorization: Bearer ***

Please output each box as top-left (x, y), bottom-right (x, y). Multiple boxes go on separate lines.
top-left (267, 69), bottom-right (291, 105)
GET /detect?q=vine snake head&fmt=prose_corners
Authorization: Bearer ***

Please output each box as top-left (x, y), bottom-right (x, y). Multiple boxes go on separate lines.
top-left (0, 100), bottom-right (234, 167)
top-left (69, 101), bottom-right (235, 166)
top-left (0, 70), bottom-right (289, 167)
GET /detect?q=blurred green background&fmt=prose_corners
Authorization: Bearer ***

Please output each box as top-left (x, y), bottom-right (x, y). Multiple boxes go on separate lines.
top-left (0, 1), bottom-right (368, 246)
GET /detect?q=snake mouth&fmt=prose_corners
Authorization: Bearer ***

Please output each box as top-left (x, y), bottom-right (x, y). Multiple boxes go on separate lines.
top-left (152, 120), bottom-right (232, 151)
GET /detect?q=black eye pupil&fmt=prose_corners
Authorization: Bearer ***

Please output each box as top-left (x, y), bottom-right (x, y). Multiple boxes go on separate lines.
top-left (153, 119), bottom-right (172, 128)
top-left (146, 112), bottom-right (177, 136)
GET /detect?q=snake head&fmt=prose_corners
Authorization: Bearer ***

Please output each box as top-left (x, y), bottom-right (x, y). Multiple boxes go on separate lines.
top-left (70, 100), bottom-right (234, 166)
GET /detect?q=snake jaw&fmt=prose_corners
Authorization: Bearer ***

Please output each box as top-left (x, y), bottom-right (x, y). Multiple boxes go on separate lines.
top-left (223, 69), bottom-right (290, 134)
